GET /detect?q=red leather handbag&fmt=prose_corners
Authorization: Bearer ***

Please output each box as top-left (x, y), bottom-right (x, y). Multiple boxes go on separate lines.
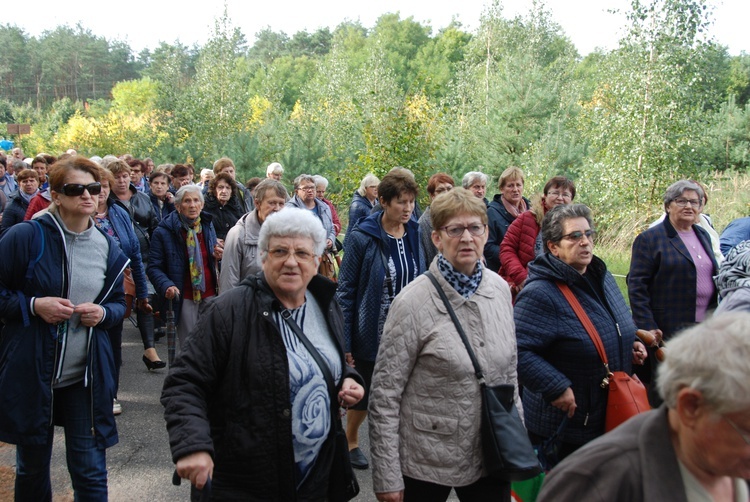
top-left (557, 282), bottom-right (651, 432)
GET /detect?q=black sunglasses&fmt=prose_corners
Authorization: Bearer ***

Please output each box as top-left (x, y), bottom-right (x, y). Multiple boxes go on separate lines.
top-left (60, 182), bottom-right (102, 196)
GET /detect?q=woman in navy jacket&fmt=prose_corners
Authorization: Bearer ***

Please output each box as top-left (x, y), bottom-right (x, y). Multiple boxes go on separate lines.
top-left (0, 156), bottom-right (128, 500)
top-left (336, 171), bottom-right (425, 469)
top-left (148, 184), bottom-right (220, 350)
top-left (515, 204), bottom-right (646, 465)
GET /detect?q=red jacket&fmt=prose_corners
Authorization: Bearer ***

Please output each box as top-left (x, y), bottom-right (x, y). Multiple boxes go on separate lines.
top-left (499, 210), bottom-right (540, 288)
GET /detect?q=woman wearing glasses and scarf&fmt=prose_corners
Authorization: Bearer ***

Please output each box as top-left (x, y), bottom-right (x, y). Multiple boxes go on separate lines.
top-left (515, 204), bottom-right (647, 467)
top-left (0, 156), bottom-right (128, 500)
top-left (369, 188), bottom-right (519, 502)
top-left (628, 180), bottom-right (719, 404)
top-left (148, 184), bottom-right (221, 349)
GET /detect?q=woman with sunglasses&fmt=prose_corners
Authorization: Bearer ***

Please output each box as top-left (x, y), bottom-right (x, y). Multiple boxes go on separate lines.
top-left (0, 155), bottom-right (129, 500)
top-left (369, 188), bottom-right (519, 502)
top-left (514, 204), bottom-right (647, 467)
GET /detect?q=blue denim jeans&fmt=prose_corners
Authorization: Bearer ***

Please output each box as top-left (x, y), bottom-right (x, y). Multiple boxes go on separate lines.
top-left (15, 382), bottom-right (108, 501)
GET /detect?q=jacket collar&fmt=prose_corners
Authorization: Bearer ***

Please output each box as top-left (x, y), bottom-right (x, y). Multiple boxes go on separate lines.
top-left (242, 272), bottom-right (338, 313)
top-left (639, 406), bottom-right (689, 501)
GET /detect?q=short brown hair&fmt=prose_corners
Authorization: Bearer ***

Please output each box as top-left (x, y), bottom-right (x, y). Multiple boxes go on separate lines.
top-left (254, 179), bottom-right (289, 204)
top-left (49, 156), bottom-right (101, 193)
top-left (544, 176), bottom-right (576, 199)
top-left (107, 159), bottom-right (131, 177)
top-left (430, 187), bottom-right (488, 231)
top-left (427, 173), bottom-right (455, 196)
top-left (17, 168), bottom-right (39, 183)
top-left (212, 157), bottom-right (235, 175)
top-left (378, 172), bottom-right (419, 205)
top-left (209, 172), bottom-right (236, 196)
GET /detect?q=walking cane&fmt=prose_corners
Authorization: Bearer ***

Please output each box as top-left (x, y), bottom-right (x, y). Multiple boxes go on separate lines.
top-left (166, 297), bottom-right (177, 366)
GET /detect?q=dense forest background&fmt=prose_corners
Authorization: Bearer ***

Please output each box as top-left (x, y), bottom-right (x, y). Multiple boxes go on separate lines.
top-left (1, 0), bottom-right (750, 243)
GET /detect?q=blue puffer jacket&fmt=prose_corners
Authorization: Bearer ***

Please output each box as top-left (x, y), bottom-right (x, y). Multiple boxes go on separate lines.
top-left (336, 212), bottom-right (425, 361)
top-left (346, 191), bottom-right (374, 235)
top-left (0, 191), bottom-right (30, 236)
top-left (107, 199), bottom-right (148, 299)
top-left (147, 210), bottom-right (218, 323)
top-left (514, 252), bottom-right (636, 446)
top-left (149, 192), bottom-right (176, 223)
top-left (0, 213), bottom-right (128, 448)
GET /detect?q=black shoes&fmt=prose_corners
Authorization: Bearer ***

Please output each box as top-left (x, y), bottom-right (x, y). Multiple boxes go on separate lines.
top-left (349, 447), bottom-right (369, 470)
top-left (142, 355), bottom-right (166, 370)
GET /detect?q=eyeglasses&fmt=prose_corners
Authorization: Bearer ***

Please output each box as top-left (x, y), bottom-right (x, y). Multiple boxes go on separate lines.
top-left (561, 229), bottom-right (596, 243)
top-left (672, 198), bottom-right (702, 209)
top-left (267, 248), bottom-right (316, 263)
top-left (60, 182), bottom-right (102, 196)
top-left (439, 224), bottom-right (487, 238)
top-left (724, 416), bottom-right (750, 445)
top-left (547, 191), bottom-right (573, 200)
top-left (298, 186), bottom-right (316, 192)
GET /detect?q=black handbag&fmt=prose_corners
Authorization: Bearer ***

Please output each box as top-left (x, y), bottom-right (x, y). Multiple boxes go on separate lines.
top-left (280, 309), bottom-right (360, 502)
top-left (425, 272), bottom-right (542, 482)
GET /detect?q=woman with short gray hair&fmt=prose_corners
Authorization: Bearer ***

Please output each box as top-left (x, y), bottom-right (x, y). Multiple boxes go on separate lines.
top-left (347, 173), bottom-right (380, 234)
top-left (515, 204), bottom-right (646, 466)
top-left (628, 179), bottom-right (719, 404)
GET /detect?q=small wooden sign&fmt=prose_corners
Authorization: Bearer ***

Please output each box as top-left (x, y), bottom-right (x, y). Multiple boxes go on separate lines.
top-left (6, 124), bottom-right (30, 135)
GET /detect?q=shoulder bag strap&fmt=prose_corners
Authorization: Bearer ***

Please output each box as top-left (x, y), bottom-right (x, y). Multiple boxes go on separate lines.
top-left (556, 282), bottom-right (613, 385)
top-left (424, 271), bottom-right (485, 382)
top-left (280, 309), bottom-right (338, 402)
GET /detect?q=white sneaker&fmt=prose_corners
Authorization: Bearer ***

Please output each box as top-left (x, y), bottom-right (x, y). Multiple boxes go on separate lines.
top-left (113, 399), bottom-right (122, 416)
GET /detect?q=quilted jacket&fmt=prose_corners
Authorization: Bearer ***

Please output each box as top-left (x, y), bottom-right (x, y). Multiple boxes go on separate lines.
top-left (336, 212), bottom-right (424, 361)
top-left (515, 253), bottom-right (636, 446)
top-left (499, 207), bottom-right (543, 288)
top-left (485, 194), bottom-right (530, 272)
top-left (0, 191), bottom-right (30, 236)
top-left (369, 261), bottom-right (520, 492)
top-left (345, 191), bottom-right (374, 237)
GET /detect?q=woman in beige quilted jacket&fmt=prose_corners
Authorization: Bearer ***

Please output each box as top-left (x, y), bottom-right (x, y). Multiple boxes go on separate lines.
top-left (368, 188), bottom-right (520, 502)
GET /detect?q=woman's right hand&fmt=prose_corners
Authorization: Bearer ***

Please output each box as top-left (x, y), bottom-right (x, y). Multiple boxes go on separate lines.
top-left (34, 297), bottom-right (75, 324)
top-left (165, 286), bottom-right (180, 300)
top-left (176, 451), bottom-right (214, 490)
top-left (376, 491), bottom-right (404, 502)
top-left (551, 387), bottom-right (577, 418)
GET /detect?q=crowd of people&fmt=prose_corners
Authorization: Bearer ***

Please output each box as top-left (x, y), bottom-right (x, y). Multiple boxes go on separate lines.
top-left (0, 146), bottom-right (748, 502)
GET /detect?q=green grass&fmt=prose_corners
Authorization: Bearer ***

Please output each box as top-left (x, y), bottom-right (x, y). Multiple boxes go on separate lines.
top-left (596, 246), bottom-right (631, 305)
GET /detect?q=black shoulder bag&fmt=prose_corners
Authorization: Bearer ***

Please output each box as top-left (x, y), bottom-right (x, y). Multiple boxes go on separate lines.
top-left (280, 309), bottom-right (360, 502)
top-left (424, 272), bottom-right (542, 482)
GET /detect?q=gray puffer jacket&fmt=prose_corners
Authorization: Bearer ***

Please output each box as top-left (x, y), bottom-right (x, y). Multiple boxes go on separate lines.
top-left (219, 210), bottom-right (262, 293)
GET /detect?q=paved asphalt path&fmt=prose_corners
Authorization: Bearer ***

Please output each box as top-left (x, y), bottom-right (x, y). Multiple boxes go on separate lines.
top-left (0, 319), bottom-right (401, 501)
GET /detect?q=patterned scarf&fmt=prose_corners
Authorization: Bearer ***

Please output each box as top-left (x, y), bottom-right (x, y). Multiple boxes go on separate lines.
top-left (501, 194), bottom-right (526, 218)
top-left (715, 240), bottom-right (750, 296)
top-left (181, 214), bottom-right (205, 302)
top-left (437, 253), bottom-right (483, 299)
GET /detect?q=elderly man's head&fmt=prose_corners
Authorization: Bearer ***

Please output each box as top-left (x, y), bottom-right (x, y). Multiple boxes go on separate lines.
top-left (657, 312), bottom-right (750, 480)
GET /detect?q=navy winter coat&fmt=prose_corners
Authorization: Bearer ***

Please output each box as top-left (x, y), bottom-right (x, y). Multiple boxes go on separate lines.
top-left (336, 212), bottom-right (425, 361)
top-left (149, 192), bottom-right (176, 223)
top-left (0, 191), bottom-right (31, 236)
top-left (346, 191), bottom-right (374, 235)
top-left (515, 253), bottom-right (636, 446)
top-left (107, 199), bottom-right (149, 299)
top-left (485, 194), bottom-right (530, 272)
top-left (0, 214), bottom-right (128, 448)
top-left (147, 210), bottom-right (218, 323)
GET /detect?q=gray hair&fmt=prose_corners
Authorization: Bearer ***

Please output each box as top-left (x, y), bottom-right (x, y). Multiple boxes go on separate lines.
top-left (174, 184), bottom-right (205, 205)
top-left (663, 180), bottom-right (704, 211)
top-left (657, 312), bottom-right (750, 414)
top-left (357, 174), bottom-right (380, 197)
top-left (293, 174), bottom-right (316, 191)
top-left (313, 175), bottom-right (328, 190)
top-left (258, 208), bottom-right (327, 261)
top-left (462, 171), bottom-right (489, 189)
top-left (266, 162), bottom-right (284, 176)
top-left (254, 179), bottom-right (289, 204)
top-left (542, 204), bottom-right (594, 252)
